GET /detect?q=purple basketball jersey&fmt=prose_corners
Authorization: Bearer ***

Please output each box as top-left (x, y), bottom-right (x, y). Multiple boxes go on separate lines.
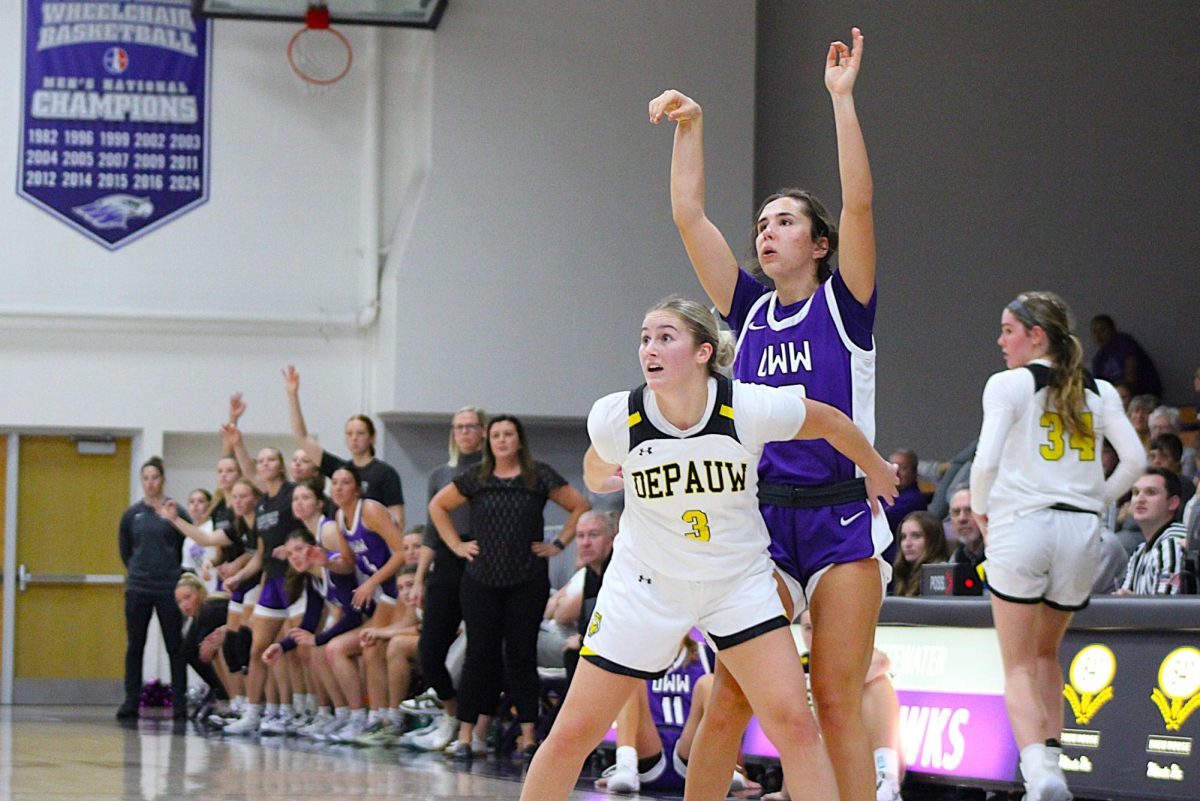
top-left (322, 552), bottom-right (361, 609)
top-left (724, 269), bottom-right (876, 486)
top-left (647, 645), bottom-right (712, 730)
top-left (338, 500), bottom-right (394, 579)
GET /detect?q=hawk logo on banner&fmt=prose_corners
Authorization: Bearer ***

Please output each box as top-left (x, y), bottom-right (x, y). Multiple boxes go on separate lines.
top-left (17, 0), bottom-right (211, 249)
top-left (1064, 644), bottom-right (1116, 725)
top-left (1151, 647), bottom-right (1200, 732)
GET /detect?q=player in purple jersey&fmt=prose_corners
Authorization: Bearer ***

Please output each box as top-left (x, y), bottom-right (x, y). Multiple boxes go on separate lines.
top-left (262, 527), bottom-right (369, 739)
top-left (326, 464), bottom-right (408, 741)
top-left (650, 27), bottom-right (886, 801)
top-left (597, 637), bottom-right (759, 796)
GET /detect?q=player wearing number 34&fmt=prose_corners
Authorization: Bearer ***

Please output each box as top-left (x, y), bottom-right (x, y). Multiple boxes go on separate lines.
top-left (518, 297), bottom-right (898, 801)
top-left (969, 291), bottom-right (1144, 801)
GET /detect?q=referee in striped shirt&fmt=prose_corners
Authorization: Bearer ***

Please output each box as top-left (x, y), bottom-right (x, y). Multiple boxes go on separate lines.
top-left (1118, 468), bottom-right (1190, 595)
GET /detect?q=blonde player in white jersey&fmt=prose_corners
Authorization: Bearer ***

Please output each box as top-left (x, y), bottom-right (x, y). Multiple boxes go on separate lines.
top-left (519, 297), bottom-right (898, 801)
top-left (970, 291), bottom-right (1144, 801)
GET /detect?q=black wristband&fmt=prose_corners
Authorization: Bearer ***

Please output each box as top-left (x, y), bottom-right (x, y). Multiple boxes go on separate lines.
top-left (551, 538), bottom-right (566, 551)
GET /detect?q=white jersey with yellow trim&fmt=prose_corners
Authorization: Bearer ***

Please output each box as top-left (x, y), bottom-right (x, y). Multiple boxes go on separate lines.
top-left (970, 360), bottom-right (1144, 526)
top-left (588, 375), bottom-right (807, 581)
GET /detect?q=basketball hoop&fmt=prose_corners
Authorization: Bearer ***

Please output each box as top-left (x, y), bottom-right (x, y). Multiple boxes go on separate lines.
top-left (287, 3), bottom-right (353, 91)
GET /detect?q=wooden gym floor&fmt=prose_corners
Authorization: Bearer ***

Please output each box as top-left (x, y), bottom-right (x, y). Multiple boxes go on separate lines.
top-left (0, 705), bottom-right (623, 801)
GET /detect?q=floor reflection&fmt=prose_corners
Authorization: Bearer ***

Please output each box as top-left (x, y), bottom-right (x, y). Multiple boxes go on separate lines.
top-left (0, 706), bottom-right (621, 801)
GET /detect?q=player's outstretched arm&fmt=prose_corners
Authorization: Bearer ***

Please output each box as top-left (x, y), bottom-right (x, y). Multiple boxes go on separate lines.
top-left (649, 89), bottom-right (740, 316)
top-left (282, 365), bottom-right (325, 467)
top-left (794, 399), bottom-right (898, 514)
top-left (826, 27), bottom-right (876, 305)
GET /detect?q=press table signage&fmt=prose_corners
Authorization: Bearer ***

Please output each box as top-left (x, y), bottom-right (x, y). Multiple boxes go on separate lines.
top-left (18, 0), bottom-right (211, 249)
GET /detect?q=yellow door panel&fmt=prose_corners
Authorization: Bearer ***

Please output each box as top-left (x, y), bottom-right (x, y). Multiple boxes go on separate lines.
top-left (17, 436), bottom-right (129, 574)
top-left (15, 436), bottom-right (131, 692)
top-left (15, 585), bottom-right (125, 679)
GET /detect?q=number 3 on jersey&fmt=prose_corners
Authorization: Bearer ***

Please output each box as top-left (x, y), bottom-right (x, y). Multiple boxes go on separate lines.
top-left (681, 510), bottom-right (711, 542)
top-left (1039, 412), bottom-right (1095, 461)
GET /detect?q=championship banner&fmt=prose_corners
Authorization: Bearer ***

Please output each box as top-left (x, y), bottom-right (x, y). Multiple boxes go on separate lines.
top-left (18, 0), bottom-right (211, 249)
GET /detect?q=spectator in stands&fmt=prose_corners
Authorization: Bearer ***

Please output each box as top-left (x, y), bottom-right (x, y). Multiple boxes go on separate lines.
top-left (1150, 407), bottom-right (1197, 481)
top-left (544, 510), bottom-right (616, 677)
top-left (1090, 315), bottom-right (1162, 397)
top-left (928, 439), bottom-right (976, 521)
top-left (429, 414), bottom-right (589, 760)
top-left (1126, 394), bottom-right (1158, 451)
top-left (885, 449), bottom-right (927, 533)
top-left (1148, 434), bottom-right (1194, 505)
top-left (1117, 469), bottom-right (1190, 595)
top-left (117, 456), bottom-right (189, 721)
top-left (948, 487), bottom-right (986, 569)
top-left (889, 512), bottom-right (949, 597)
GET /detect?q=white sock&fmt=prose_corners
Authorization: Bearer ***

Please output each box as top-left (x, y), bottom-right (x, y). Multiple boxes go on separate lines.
top-left (615, 745), bottom-right (638, 772)
top-left (335, 706), bottom-right (350, 720)
top-left (1020, 743), bottom-right (1047, 785)
top-left (292, 696), bottom-right (306, 714)
top-left (367, 709), bottom-right (381, 725)
top-left (243, 704), bottom-right (262, 721)
top-left (387, 707), bottom-right (402, 725)
top-left (234, 695), bottom-right (247, 711)
top-left (314, 707), bottom-right (333, 721)
top-left (875, 747), bottom-right (901, 788)
top-left (349, 708), bottom-right (367, 722)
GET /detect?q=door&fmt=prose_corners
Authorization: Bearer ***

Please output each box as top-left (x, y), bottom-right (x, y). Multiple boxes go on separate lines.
top-left (13, 435), bottom-right (131, 703)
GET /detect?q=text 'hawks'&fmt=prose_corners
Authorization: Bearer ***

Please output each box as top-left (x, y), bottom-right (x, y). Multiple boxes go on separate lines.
top-left (630, 460), bottom-right (747, 500)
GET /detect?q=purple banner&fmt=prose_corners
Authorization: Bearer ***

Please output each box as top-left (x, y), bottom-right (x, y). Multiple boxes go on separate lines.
top-left (739, 690), bottom-right (1019, 783)
top-left (18, 0), bottom-right (211, 249)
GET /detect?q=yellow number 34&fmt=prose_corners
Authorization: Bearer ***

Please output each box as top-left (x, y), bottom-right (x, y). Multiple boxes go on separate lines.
top-left (1039, 412), bottom-right (1095, 461)
top-left (681, 510), bottom-right (711, 542)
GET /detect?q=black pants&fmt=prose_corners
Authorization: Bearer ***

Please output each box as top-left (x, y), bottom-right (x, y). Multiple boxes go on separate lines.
top-left (123, 589), bottom-right (187, 708)
top-left (180, 638), bottom-right (229, 700)
top-left (418, 568), bottom-right (463, 702)
top-left (457, 572), bottom-right (548, 725)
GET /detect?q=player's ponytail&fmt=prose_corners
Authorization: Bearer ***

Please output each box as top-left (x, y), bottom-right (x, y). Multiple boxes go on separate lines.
top-left (1009, 291), bottom-right (1092, 441)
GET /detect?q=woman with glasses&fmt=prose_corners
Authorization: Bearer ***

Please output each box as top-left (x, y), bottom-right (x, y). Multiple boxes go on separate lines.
top-left (403, 407), bottom-right (489, 751)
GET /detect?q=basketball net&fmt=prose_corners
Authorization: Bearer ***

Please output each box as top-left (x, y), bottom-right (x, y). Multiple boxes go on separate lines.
top-left (288, 3), bottom-right (353, 96)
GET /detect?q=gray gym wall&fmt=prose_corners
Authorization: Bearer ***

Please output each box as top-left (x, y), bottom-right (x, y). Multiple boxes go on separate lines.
top-left (756, 1), bottom-right (1198, 458)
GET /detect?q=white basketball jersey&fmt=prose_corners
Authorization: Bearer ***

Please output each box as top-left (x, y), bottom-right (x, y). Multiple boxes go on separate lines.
top-left (971, 361), bottom-right (1138, 525)
top-left (588, 375), bottom-right (806, 580)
